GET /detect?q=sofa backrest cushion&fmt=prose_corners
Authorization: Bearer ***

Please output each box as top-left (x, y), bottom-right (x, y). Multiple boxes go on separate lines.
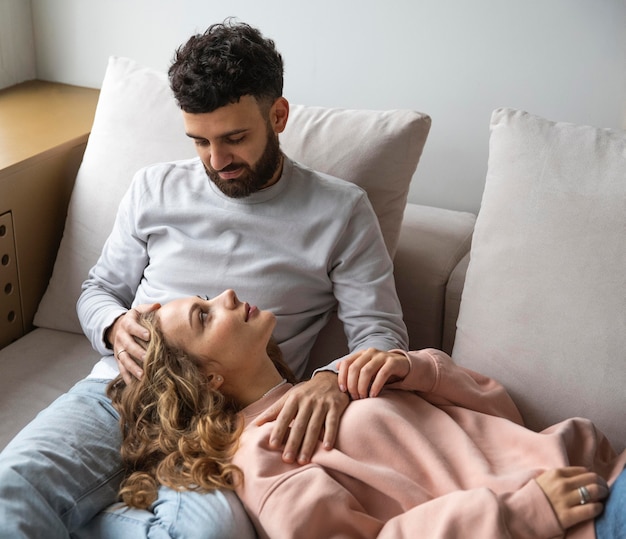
top-left (453, 108), bottom-right (626, 451)
top-left (34, 56), bottom-right (431, 335)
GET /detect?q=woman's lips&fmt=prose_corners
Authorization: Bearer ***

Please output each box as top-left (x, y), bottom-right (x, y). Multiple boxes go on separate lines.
top-left (245, 304), bottom-right (257, 321)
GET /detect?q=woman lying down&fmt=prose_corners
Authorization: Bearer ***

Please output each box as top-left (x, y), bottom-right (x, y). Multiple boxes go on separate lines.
top-left (107, 289), bottom-right (626, 538)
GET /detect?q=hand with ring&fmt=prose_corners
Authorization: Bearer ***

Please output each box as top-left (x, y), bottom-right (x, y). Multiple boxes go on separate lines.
top-left (577, 485), bottom-right (591, 505)
top-left (536, 466), bottom-right (609, 530)
top-left (106, 303), bottom-right (161, 384)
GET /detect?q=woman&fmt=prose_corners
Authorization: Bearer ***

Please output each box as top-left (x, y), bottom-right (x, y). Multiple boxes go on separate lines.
top-left (109, 289), bottom-right (626, 538)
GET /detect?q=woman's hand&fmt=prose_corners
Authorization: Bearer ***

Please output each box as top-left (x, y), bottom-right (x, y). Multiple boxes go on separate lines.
top-left (106, 303), bottom-right (160, 383)
top-left (337, 348), bottom-right (410, 400)
top-left (255, 371), bottom-right (349, 465)
top-left (536, 467), bottom-right (609, 530)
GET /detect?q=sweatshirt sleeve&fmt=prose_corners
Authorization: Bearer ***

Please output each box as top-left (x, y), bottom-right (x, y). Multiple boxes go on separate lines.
top-left (376, 480), bottom-right (564, 539)
top-left (388, 348), bottom-right (524, 425)
top-left (328, 193), bottom-right (408, 362)
top-left (251, 465), bottom-right (563, 539)
top-left (76, 171), bottom-right (150, 354)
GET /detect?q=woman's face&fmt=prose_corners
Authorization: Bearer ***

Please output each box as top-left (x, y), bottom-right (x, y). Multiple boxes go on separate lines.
top-left (156, 289), bottom-right (276, 375)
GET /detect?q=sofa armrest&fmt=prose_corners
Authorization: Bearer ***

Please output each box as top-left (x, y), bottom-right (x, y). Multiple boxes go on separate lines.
top-left (393, 203), bottom-right (475, 354)
top-left (442, 251), bottom-right (471, 354)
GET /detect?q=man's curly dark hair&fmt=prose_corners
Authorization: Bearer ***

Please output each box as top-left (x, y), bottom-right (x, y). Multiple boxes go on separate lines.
top-left (168, 19), bottom-right (284, 113)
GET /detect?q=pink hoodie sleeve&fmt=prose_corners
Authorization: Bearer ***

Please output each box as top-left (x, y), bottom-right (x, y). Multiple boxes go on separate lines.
top-left (254, 464), bottom-right (564, 539)
top-left (377, 479), bottom-right (564, 539)
top-left (388, 348), bottom-right (524, 425)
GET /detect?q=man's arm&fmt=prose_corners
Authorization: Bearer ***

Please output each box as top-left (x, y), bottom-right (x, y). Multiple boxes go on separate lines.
top-left (257, 371), bottom-right (348, 464)
top-left (256, 192), bottom-right (408, 464)
top-left (77, 171), bottom-right (149, 358)
top-left (104, 304), bottom-right (160, 382)
top-left (330, 193), bottom-right (408, 354)
top-left (337, 348), bottom-right (411, 400)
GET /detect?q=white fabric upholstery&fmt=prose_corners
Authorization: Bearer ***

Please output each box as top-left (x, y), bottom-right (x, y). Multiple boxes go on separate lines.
top-left (281, 105), bottom-right (431, 256)
top-left (0, 329), bottom-right (98, 448)
top-left (34, 56), bottom-right (431, 335)
top-left (453, 108), bottom-right (626, 451)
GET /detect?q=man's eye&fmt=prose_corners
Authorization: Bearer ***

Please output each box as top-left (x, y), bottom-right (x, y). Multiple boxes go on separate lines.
top-left (227, 136), bottom-right (245, 145)
top-left (194, 139), bottom-right (209, 147)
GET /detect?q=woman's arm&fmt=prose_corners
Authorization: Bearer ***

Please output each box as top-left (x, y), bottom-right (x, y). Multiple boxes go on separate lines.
top-left (535, 467), bottom-right (608, 530)
top-left (248, 465), bottom-right (566, 539)
top-left (339, 348), bottom-right (524, 424)
top-left (376, 481), bottom-right (564, 539)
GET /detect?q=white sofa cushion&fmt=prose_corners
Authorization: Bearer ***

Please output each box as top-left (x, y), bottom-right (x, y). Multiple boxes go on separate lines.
top-left (0, 329), bottom-right (98, 449)
top-left (453, 108), bottom-right (626, 451)
top-left (34, 56), bottom-right (431, 335)
top-left (280, 105), bottom-right (430, 255)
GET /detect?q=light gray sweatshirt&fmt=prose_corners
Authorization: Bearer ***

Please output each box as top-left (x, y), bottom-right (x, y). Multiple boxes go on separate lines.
top-left (78, 156), bottom-right (407, 379)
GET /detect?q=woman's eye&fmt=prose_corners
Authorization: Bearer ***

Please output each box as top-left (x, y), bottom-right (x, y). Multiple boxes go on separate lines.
top-left (199, 311), bottom-right (208, 325)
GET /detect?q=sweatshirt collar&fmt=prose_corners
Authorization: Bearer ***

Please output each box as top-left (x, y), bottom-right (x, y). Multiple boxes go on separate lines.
top-left (240, 383), bottom-right (293, 427)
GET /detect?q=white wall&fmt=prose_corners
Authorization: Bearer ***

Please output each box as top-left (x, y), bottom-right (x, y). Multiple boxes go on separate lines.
top-left (0, 0), bottom-right (36, 89)
top-left (30, 0), bottom-right (626, 214)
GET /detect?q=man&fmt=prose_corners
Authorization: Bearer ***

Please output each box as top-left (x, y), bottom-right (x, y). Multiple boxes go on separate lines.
top-left (0, 20), bottom-right (407, 537)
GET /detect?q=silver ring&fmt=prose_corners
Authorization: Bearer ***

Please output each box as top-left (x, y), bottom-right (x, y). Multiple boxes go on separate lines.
top-left (116, 349), bottom-right (127, 360)
top-left (578, 485), bottom-right (591, 505)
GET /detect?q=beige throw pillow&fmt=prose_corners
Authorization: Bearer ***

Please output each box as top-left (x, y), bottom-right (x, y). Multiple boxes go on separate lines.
top-left (453, 108), bottom-right (626, 451)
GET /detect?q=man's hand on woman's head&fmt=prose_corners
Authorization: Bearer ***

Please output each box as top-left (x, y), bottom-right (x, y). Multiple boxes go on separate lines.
top-left (106, 303), bottom-right (161, 384)
top-left (337, 348), bottom-right (410, 401)
top-left (254, 371), bottom-right (349, 465)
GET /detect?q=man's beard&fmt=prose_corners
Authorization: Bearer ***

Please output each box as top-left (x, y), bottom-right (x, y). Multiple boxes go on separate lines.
top-left (205, 129), bottom-right (283, 198)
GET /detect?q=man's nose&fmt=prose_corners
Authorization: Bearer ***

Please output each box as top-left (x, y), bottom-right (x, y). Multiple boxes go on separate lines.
top-left (209, 144), bottom-right (232, 171)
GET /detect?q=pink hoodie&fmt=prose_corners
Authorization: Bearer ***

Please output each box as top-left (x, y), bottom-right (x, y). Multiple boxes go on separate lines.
top-left (234, 349), bottom-right (626, 538)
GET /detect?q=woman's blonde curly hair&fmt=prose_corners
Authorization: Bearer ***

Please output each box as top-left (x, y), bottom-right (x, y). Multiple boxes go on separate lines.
top-left (107, 309), bottom-right (295, 509)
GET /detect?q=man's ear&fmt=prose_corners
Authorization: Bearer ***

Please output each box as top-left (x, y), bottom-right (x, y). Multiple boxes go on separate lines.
top-left (270, 97), bottom-right (289, 134)
top-left (206, 373), bottom-right (224, 391)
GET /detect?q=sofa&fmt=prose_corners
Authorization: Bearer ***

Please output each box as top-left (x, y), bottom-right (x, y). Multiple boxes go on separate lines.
top-left (0, 54), bottom-right (624, 467)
